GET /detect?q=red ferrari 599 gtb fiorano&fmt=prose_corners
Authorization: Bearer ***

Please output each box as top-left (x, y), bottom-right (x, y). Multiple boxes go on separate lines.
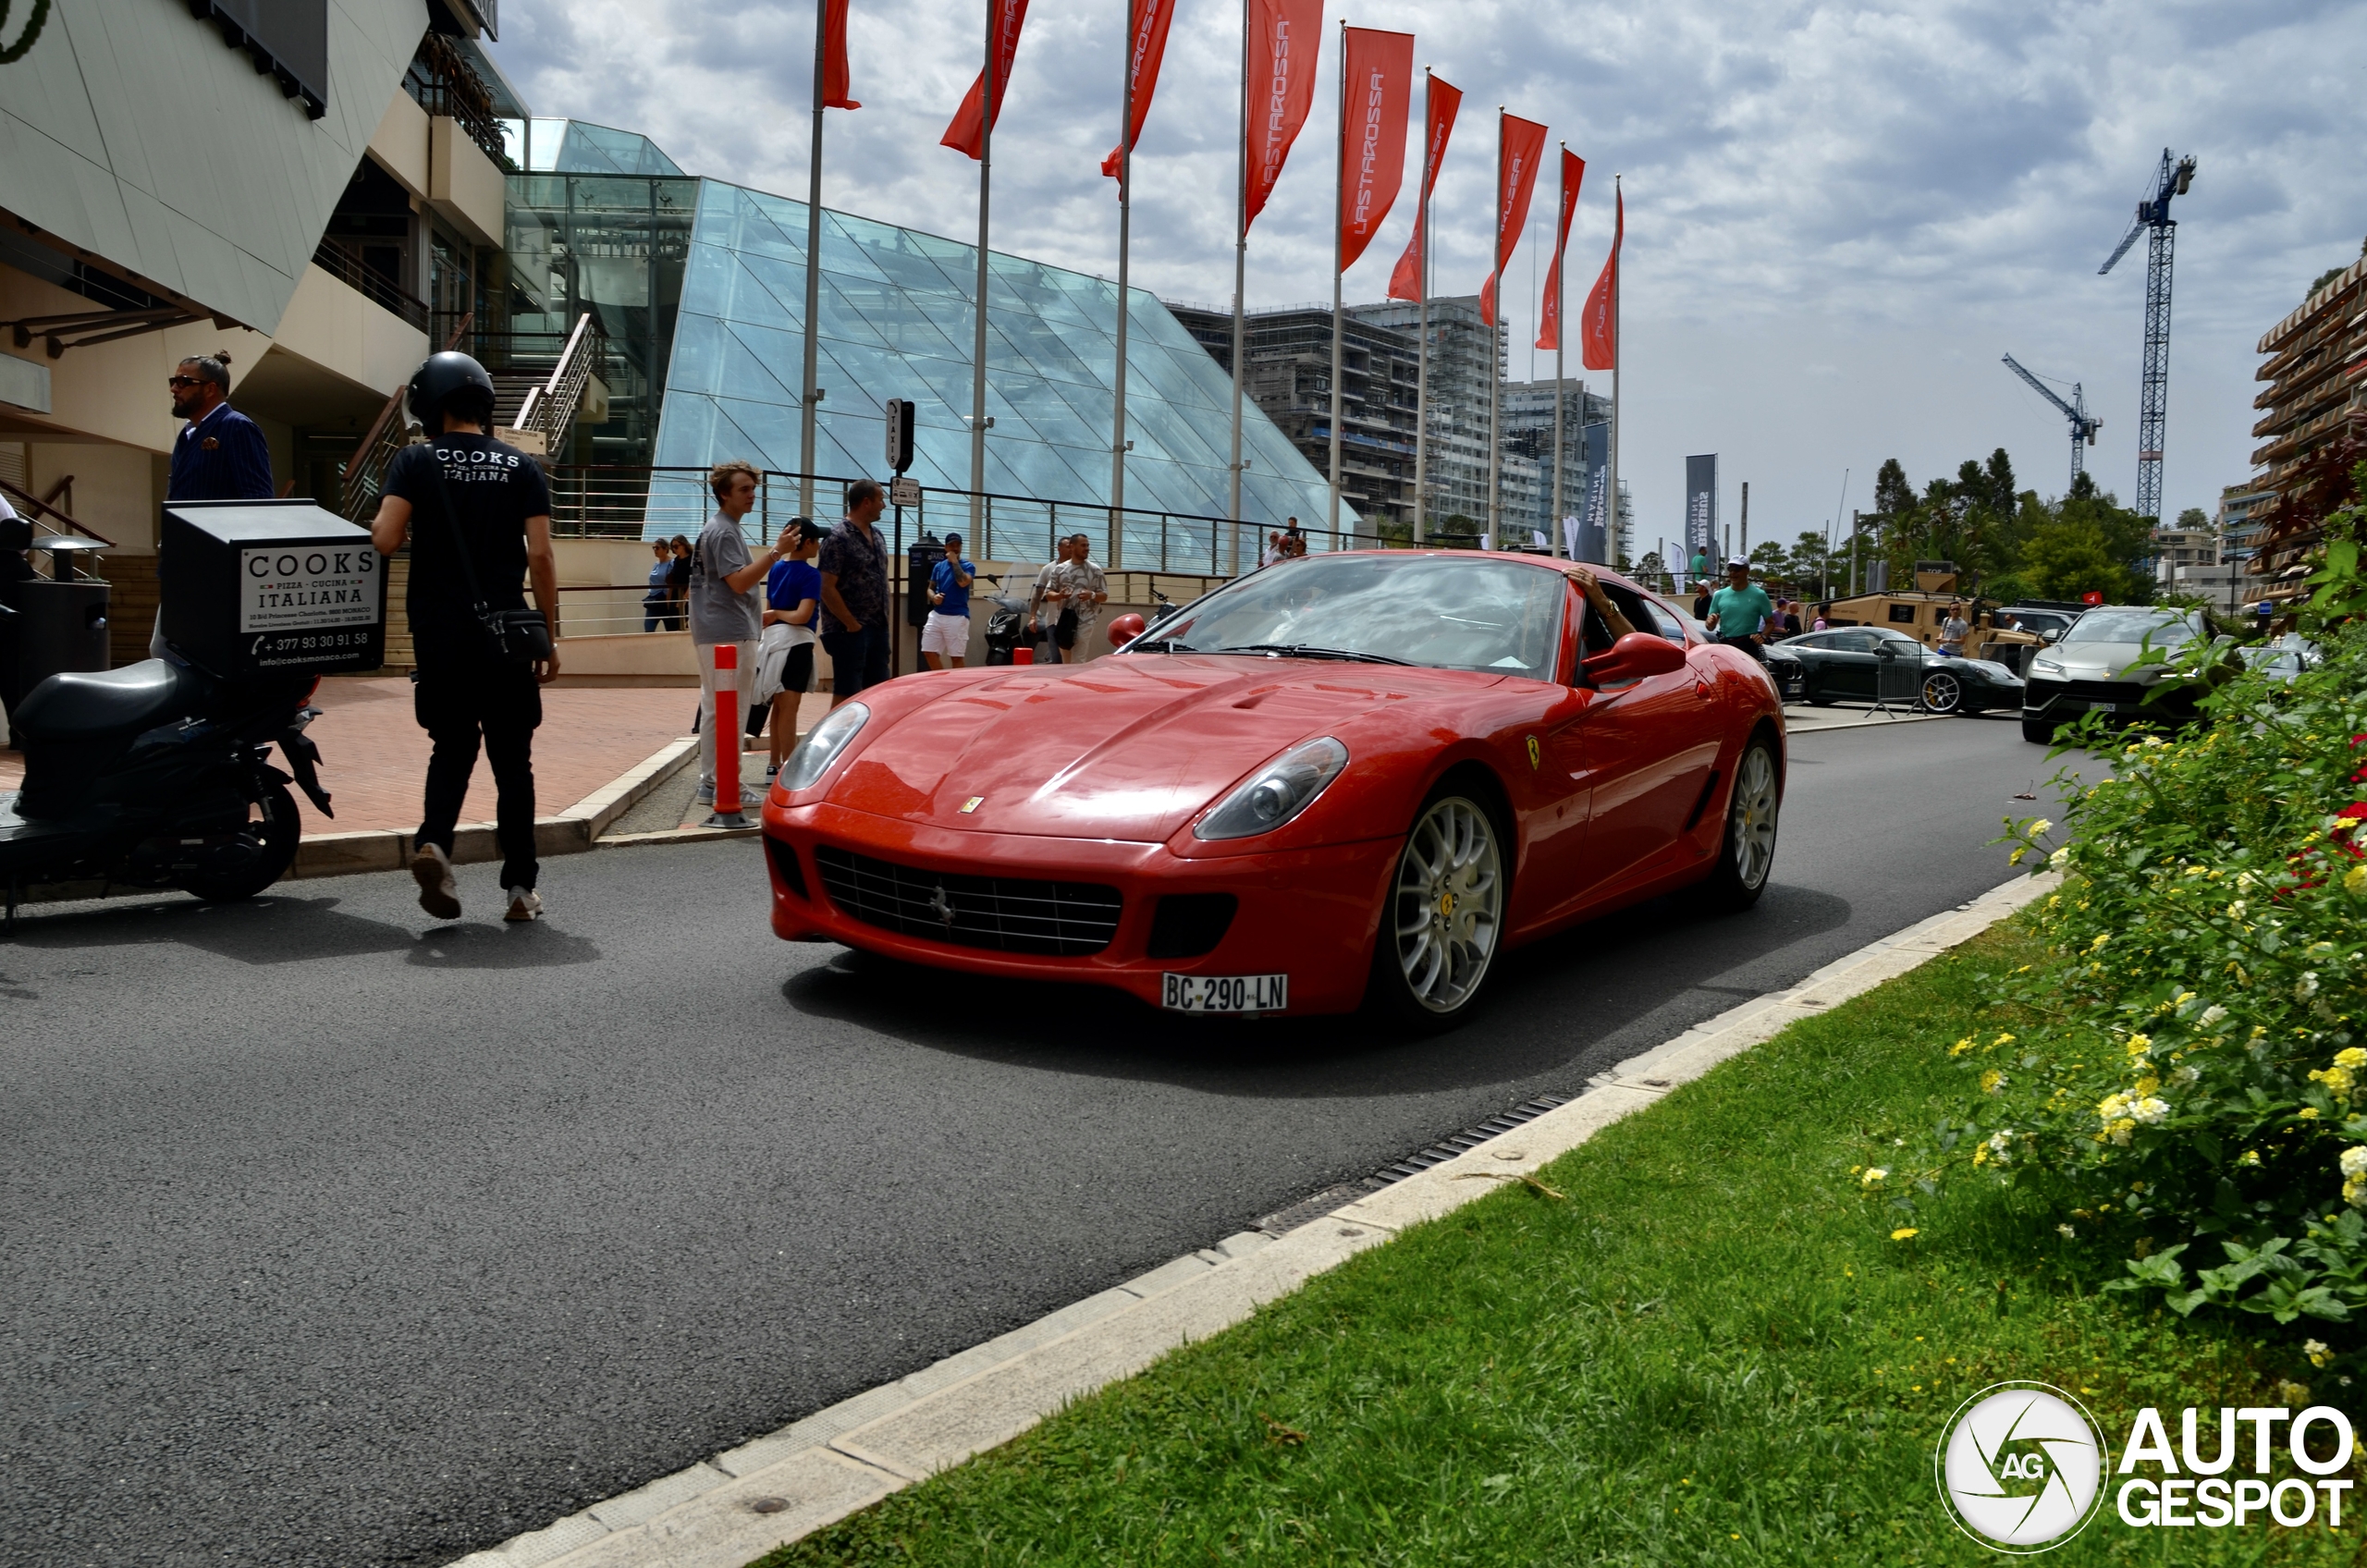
top-left (762, 551), bottom-right (1784, 1031)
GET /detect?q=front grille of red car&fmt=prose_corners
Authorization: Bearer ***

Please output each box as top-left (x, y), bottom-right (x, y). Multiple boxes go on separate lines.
top-left (812, 845), bottom-right (1123, 956)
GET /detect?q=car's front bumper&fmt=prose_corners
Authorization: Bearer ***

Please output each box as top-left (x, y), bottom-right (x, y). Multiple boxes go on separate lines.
top-left (2022, 676), bottom-right (2197, 724)
top-left (761, 801), bottom-right (1399, 1016)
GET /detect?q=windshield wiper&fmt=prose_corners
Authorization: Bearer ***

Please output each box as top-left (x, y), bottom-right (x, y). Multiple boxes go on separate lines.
top-left (1124, 636), bottom-right (1197, 654)
top-left (1217, 643), bottom-right (1413, 666)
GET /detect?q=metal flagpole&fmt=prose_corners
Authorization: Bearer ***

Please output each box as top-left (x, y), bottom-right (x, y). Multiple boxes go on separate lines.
top-left (1227, 0), bottom-right (1248, 572)
top-left (969, 0), bottom-right (997, 540)
top-left (1485, 106), bottom-right (1503, 552)
top-left (1110, 0), bottom-right (1134, 569)
top-left (799, 4), bottom-right (828, 518)
top-left (1550, 140), bottom-right (1564, 559)
top-left (1607, 172), bottom-right (1621, 571)
top-left (1412, 67), bottom-right (1430, 545)
top-left (1326, 19), bottom-right (1344, 542)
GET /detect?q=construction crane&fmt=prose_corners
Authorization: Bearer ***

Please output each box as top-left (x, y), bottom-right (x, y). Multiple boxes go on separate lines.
top-left (2001, 354), bottom-right (2102, 490)
top-left (2098, 148), bottom-right (2197, 523)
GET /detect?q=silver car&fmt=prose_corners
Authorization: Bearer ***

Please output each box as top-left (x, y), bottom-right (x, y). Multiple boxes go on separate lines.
top-left (2020, 606), bottom-right (2217, 742)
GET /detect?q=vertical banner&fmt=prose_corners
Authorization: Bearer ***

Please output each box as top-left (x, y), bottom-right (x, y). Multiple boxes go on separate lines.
top-left (942, 0), bottom-right (1031, 158)
top-left (1386, 74), bottom-right (1462, 301)
top-left (1337, 28), bottom-right (1415, 271)
top-left (822, 0), bottom-right (861, 108)
top-left (1536, 148), bottom-right (1585, 349)
top-left (1478, 114), bottom-right (1548, 326)
top-left (1580, 183), bottom-right (1622, 371)
top-left (1573, 420), bottom-right (1610, 563)
top-left (1686, 453), bottom-right (1719, 568)
top-left (1245, 0), bottom-right (1326, 227)
top-left (1102, 0), bottom-right (1178, 178)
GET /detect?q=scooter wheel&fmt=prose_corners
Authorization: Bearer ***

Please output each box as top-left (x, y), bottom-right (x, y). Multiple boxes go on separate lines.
top-left (176, 780), bottom-right (301, 903)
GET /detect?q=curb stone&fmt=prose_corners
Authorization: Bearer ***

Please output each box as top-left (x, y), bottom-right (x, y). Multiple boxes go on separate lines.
top-left (447, 869), bottom-right (2063, 1568)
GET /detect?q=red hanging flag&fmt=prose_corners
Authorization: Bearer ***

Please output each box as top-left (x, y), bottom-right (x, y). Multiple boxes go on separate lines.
top-left (821, 0), bottom-right (861, 110)
top-left (1244, 0), bottom-right (1325, 229)
top-left (1536, 149), bottom-right (1585, 350)
top-left (942, 0), bottom-right (1031, 159)
top-left (1102, 0), bottom-right (1178, 178)
top-left (1386, 74), bottom-right (1461, 302)
top-left (1477, 114), bottom-right (1548, 326)
top-left (1580, 183), bottom-right (1621, 371)
top-left (1336, 28), bottom-right (1414, 272)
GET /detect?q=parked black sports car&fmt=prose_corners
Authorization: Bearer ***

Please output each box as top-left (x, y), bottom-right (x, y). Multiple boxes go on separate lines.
top-left (1776, 627), bottom-right (2025, 715)
top-left (1761, 641), bottom-right (1809, 703)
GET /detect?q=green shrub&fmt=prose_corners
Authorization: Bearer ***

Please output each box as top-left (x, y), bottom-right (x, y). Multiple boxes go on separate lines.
top-left (1910, 499), bottom-right (2367, 1378)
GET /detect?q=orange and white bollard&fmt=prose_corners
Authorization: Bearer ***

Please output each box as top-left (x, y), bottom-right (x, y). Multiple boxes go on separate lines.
top-left (705, 642), bottom-right (747, 828)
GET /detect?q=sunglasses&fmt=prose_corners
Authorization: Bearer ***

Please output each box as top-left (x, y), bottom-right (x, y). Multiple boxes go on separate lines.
top-left (166, 375), bottom-right (203, 389)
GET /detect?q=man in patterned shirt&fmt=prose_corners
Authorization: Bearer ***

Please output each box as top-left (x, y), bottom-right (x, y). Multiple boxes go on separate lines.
top-left (817, 478), bottom-right (890, 703)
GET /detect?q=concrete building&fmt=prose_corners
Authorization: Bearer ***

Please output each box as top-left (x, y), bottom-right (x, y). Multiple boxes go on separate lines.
top-left (2247, 242), bottom-right (2367, 594)
top-left (1502, 377), bottom-right (1613, 552)
top-left (2214, 481), bottom-right (2276, 565)
top-left (1347, 296), bottom-right (1497, 536)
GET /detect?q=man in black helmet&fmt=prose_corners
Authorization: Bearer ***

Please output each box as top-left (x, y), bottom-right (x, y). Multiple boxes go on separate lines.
top-left (369, 352), bottom-right (560, 924)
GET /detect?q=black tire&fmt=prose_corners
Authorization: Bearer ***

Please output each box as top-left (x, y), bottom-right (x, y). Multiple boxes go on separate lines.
top-left (2020, 714), bottom-right (2056, 745)
top-left (1699, 739), bottom-right (1779, 913)
top-left (1365, 790), bottom-right (1508, 1034)
top-left (1921, 669), bottom-right (1963, 715)
top-left (175, 780), bottom-right (301, 903)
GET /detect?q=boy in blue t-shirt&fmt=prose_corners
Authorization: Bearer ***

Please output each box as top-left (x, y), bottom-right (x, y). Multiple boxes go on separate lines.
top-left (922, 532), bottom-right (975, 670)
top-left (756, 519), bottom-right (823, 773)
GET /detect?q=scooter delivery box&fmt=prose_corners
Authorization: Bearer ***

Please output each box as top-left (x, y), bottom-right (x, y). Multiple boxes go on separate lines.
top-left (159, 501), bottom-right (386, 678)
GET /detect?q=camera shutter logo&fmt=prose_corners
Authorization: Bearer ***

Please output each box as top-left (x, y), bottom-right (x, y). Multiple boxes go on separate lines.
top-left (1936, 1381), bottom-right (2104, 1552)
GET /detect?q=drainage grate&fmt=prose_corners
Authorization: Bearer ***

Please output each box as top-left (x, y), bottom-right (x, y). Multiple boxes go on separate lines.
top-left (1257, 1093), bottom-right (1572, 1234)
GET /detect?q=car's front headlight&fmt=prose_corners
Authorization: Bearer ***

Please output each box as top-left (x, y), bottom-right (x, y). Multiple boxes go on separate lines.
top-left (1194, 737), bottom-right (1349, 841)
top-left (779, 701), bottom-right (869, 792)
top-left (2030, 656), bottom-right (2065, 677)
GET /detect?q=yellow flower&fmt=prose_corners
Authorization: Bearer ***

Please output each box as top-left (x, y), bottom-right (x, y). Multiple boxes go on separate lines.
top-left (1981, 1069), bottom-right (2007, 1094)
top-left (2237, 1149), bottom-right (2262, 1167)
top-left (2091, 933), bottom-right (2111, 951)
top-left (2337, 1048), bottom-right (2367, 1071)
top-left (1973, 1144), bottom-right (1991, 1166)
top-left (1993, 1033), bottom-right (2017, 1048)
top-left (1862, 1168), bottom-right (1889, 1186)
top-left (1892, 1228), bottom-right (1919, 1241)
top-left (2348, 864), bottom-right (2367, 897)
top-left (2010, 847), bottom-right (2028, 865)
top-left (2128, 1034), bottom-right (2152, 1056)
top-left (2029, 819), bottom-right (2053, 838)
top-left (2301, 1108), bottom-right (2323, 1121)
top-left (1950, 1037), bottom-right (1975, 1057)
top-left (2134, 1074), bottom-right (2161, 1098)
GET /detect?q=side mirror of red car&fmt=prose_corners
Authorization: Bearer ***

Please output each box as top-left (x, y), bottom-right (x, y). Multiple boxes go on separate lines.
top-left (1581, 631), bottom-right (1688, 685)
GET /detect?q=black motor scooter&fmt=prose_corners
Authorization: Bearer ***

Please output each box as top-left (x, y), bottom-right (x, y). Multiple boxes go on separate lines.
top-left (0, 657), bottom-right (332, 928)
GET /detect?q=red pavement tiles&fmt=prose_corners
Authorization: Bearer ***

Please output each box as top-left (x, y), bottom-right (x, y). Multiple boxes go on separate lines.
top-left (0, 682), bottom-right (839, 835)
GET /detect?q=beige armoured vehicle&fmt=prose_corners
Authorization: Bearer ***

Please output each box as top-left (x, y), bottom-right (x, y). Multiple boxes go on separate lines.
top-left (1819, 562), bottom-right (2046, 672)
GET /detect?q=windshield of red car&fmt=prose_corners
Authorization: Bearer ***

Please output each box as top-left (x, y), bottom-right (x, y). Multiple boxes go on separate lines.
top-left (1136, 556), bottom-right (1567, 680)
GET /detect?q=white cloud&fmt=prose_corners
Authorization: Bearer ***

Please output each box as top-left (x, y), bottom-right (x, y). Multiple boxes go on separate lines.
top-left (489, 0), bottom-right (2367, 539)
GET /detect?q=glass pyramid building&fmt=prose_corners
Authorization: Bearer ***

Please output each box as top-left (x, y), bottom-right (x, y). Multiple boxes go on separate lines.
top-left (498, 121), bottom-right (1343, 548)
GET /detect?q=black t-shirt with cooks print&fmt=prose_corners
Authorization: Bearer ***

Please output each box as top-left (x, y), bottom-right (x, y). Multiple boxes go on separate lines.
top-left (385, 434), bottom-right (551, 660)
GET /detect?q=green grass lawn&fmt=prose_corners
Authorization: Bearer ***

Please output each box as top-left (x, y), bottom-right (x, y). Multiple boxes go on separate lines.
top-left (761, 925), bottom-right (2359, 1566)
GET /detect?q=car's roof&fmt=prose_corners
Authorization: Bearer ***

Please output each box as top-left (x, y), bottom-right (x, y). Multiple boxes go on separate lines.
top-left (1313, 548), bottom-right (1659, 594)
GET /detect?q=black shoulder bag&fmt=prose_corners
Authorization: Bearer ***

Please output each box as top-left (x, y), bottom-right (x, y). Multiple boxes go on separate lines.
top-left (425, 454), bottom-right (553, 666)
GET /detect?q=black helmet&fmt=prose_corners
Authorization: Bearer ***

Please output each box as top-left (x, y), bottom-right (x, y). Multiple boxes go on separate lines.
top-left (407, 351), bottom-right (497, 426)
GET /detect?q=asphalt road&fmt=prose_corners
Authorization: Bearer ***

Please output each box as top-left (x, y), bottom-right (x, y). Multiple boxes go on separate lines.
top-left (1, 714), bottom-right (2076, 1567)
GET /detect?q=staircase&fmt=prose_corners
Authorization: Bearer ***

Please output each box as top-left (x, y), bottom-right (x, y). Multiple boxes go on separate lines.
top-left (494, 313), bottom-right (604, 458)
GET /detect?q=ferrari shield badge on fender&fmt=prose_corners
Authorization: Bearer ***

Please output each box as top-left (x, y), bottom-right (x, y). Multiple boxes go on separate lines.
top-left (1526, 735), bottom-right (1541, 771)
top-left (961, 797), bottom-right (985, 814)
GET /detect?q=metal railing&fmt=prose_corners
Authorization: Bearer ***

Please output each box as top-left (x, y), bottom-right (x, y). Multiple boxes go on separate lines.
top-left (537, 465), bottom-right (1398, 579)
top-left (311, 239), bottom-right (431, 332)
top-left (405, 31), bottom-right (509, 167)
top-left (510, 312), bottom-right (603, 451)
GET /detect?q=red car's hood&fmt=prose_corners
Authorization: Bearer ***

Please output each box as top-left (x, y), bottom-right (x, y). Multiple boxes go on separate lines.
top-left (830, 655), bottom-right (1502, 839)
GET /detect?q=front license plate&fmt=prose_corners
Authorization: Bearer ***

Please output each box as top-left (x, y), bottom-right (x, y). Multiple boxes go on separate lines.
top-left (1161, 973), bottom-right (1288, 1013)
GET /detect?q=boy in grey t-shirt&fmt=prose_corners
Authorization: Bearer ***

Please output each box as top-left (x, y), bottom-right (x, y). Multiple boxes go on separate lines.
top-left (693, 462), bottom-right (784, 805)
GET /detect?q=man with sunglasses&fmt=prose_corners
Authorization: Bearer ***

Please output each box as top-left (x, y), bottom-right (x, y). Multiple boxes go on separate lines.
top-left (165, 352), bottom-right (272, 503)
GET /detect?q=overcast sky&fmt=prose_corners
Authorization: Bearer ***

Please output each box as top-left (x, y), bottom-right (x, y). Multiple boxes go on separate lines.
top-left (487, 0), bottom-right (2367, 551)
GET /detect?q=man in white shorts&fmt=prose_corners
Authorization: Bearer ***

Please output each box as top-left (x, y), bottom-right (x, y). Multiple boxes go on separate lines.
top-left (922, 532), bottom-right (975, 669)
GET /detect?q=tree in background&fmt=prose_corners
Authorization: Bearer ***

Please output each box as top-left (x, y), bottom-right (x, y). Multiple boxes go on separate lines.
top-left (2175, 505), bottom-right (2211, 533)
top-left (1788, 530), bottom-right (1832, 597)
top-left (1856, 453), bottom-right (2154, 605)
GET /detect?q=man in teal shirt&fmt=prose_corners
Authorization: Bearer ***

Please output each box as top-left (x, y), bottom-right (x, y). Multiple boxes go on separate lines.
top-left (1705, 556), bottom-right (1775, 663)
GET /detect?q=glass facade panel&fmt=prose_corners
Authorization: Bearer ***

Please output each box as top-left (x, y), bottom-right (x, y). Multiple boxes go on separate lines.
top-left (507, 123), bottom-right (1340, 543)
